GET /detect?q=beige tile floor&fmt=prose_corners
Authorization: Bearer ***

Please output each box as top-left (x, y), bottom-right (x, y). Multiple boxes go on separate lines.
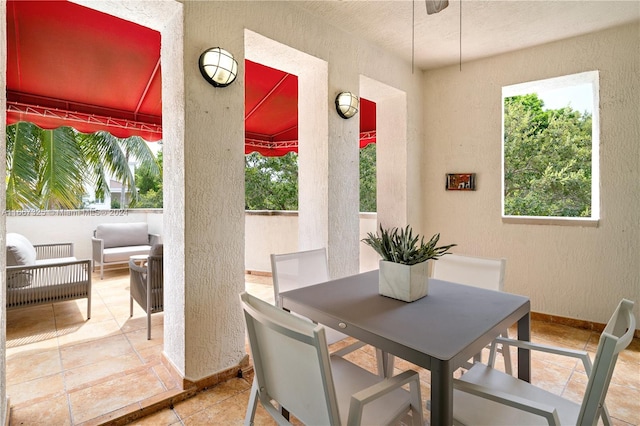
top-left (5, 270), bottom-right (640, 425)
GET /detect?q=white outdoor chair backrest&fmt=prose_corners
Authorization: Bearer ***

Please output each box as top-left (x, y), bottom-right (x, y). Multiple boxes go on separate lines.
top-left (240, 291), bottom-right (340, 425)
top-left (271, 248), bottom-right (349, 345)
top-left (579, 298), bottom-right (635, 423)
top-left (432, 253), bottom-right (506, 291)
top-left (433, 253), bottom-right (510, 373)
top-left (271, 247), bottom-right (329, 308)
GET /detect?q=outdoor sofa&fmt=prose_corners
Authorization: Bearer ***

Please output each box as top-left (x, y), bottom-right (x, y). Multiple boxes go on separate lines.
top-left (92, 222), bottom-right (161, 279)
top-left (6, 232), bottom-right (92, 319)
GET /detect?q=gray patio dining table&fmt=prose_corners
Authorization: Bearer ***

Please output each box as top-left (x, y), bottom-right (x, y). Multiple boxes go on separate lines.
top-left (280, 269), bottom-right (531, 425)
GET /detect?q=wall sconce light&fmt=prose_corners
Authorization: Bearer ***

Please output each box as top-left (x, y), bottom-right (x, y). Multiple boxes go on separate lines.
top-left (198, 47), bottom-right (238, 87)
top-left (335, 92), bottom-right (359, 119)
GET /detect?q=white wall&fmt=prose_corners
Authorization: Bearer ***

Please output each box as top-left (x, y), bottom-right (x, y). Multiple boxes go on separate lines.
top-left (244, 211), bottom-right (378, 274)
top-left (4, 210), bottom-right (373, 277)
top-left (245, 212), bottom-right (299, 273)
top-left (359, 213), bottom-right (379, 272)
top-left (422, 22), bottom-right (640, 326)
top-left (5, 211), bottom-right (164, 260)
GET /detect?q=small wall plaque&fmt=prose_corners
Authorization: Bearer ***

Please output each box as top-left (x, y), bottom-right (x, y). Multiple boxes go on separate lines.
top-left (446, 173), bottom-right (476, 191)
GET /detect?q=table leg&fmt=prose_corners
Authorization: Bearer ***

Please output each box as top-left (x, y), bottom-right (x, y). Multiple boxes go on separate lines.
top-left (430, 360), bottom-right (453, 425)
top-left (517, 311), bottom-right (531, 382)
top-left (375, 349), bottom-right (395, 378)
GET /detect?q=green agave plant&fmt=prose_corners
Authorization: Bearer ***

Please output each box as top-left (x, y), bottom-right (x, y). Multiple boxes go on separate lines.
top-left (362, 224), bottom-right (456, 266)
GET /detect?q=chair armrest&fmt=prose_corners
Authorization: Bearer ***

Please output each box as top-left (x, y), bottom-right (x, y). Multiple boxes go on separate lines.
top-left (149, 233), bottom-right (161, 245)
top-left (7, 259), bottom-right (91, 287)
top-left (128, 258), bottom-right (147, 273)
top-left (453, 378), bottom-right (561, 425)
top-left (8, 258), bottom-right (91, 272)
top-left (493, 337), bottom-right (592, 374)
top-left (33, 243), bottom-right (74, 259)
top-left (348, 370), bottom-right (422, 425)
top-left (91, 237), bottom-right (104, 262)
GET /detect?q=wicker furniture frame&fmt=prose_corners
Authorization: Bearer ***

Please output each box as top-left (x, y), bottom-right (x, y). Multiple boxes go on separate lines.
top-left (129, 252), bottom-right (163, 340)
top-left (6, 242), bottom-right (92, 319)
top-left (91, 222), bottom-right (160, 279)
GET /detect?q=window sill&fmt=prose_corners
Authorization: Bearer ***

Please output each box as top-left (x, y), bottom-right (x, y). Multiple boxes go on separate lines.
top-left (502, 216), bottom-right (599, 227)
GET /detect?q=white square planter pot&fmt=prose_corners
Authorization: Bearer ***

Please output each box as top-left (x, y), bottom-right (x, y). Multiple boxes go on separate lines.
top-left (378, 260), bottom-right (430, 302)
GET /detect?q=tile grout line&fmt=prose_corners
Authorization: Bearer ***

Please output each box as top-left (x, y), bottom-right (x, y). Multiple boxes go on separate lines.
top-left (53, 304), bottom-right (77, 425)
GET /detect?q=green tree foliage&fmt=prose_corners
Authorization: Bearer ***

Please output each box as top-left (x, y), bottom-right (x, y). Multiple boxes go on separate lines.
top-left (245, 151), bottom-right (299, 210)
top-left (244, 145), bottom-right (377, 211)
top-left (504, 94), bottom-right (592, 217)
top-left (134, 151), bottom-right (163, 208)
top-left (6, 123), bottom-right (84, 209)
top-left (6, 123), bottom-right (160, 210)
top-left (359, 143), bottom-right (377, 212)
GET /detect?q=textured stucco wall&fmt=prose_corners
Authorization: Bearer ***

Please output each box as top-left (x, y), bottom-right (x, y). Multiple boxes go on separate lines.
top-left (238, 3), bottom-right (424, 278)
top-left (422, 22), bottom-right (640, 326)
top-left (244, 212), bottom-right (378, 273)
top-left (1, 0), bottom-right (7, 420)
top-left (173, 1), bottom-right (424, 379)
top-left (1, 0), bottom-right (423, 383)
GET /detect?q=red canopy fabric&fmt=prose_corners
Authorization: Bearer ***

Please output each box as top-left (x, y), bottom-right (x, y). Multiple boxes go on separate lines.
top-left (6, 0), bottom-right (163, 141)
top-left (245, 60), bottom-right (298, 156)
top-left (6, 0), bottom-right (376, 153)
top-left (244, 60), bottom-right (377, 157)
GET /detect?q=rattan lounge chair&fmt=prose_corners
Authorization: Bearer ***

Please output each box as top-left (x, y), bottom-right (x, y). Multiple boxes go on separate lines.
top-left (6, 233), bottom-right (92, 319)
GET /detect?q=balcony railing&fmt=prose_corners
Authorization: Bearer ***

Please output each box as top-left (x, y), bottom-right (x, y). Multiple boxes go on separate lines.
top-left (6, 209), bottom-right (379, 273)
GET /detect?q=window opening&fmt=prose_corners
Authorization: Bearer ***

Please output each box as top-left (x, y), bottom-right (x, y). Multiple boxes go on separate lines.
top-left (359, 98), bottom-right (377, 213)
top-left (502, 71), bottom-right (599, 223)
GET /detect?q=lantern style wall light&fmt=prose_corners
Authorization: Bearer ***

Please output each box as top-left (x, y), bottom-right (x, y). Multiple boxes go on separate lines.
top-left (199, 47), bottom-right (238, 87)
top-left (335, 92), bottom-right (359, 119)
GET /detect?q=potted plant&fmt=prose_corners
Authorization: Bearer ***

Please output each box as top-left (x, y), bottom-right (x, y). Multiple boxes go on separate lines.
top-left (362, 224), bottom-right (456, 302)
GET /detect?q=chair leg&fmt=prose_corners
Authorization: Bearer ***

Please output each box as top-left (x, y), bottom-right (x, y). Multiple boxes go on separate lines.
top-left (409, 375), bottom-right (424, 426)
top-left (147, 311), bottom-right (152, 340)
top-left (244, 378), bottom-right (259, 426)
top-left (501, 332), bottom-right (513, 375)
top-left (130, 296), bottom-right (133, 317)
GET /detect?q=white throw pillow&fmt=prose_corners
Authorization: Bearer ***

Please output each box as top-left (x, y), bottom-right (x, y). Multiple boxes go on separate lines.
top-left (6, 233), bottom-right (36, 288)
top-left (6, 233), bottom-right (37, 266)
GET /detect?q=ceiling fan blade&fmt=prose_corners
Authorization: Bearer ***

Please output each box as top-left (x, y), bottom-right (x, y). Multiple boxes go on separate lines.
top-left (425, 0), bottom-right (449, 14)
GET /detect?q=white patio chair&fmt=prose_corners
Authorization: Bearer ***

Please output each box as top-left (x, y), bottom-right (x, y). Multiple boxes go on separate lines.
top-left (432, 253), bottom-right (512, 374)
top-left (271, 248), bottom-right (354, 346)
top-left (452, 298), bottom-right (635, 425)
top-left (271, 248), bottom-right (393, 376)
top-left (240, 291), bottom-right (424, 426)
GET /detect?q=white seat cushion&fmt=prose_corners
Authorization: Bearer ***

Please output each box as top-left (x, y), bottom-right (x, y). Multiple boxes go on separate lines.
top-left (103, 245), bottom-right (151, 263)
top-left (35, 257), bottom-right (77, 266)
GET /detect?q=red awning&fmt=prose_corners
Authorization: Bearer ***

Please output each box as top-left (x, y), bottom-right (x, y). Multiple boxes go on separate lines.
top-left (244, 60), bottom-right (377, 156)
top-left (6, 0), bottom-right (163, 141)
top-left (6, 0), bottom-right (376, 152)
